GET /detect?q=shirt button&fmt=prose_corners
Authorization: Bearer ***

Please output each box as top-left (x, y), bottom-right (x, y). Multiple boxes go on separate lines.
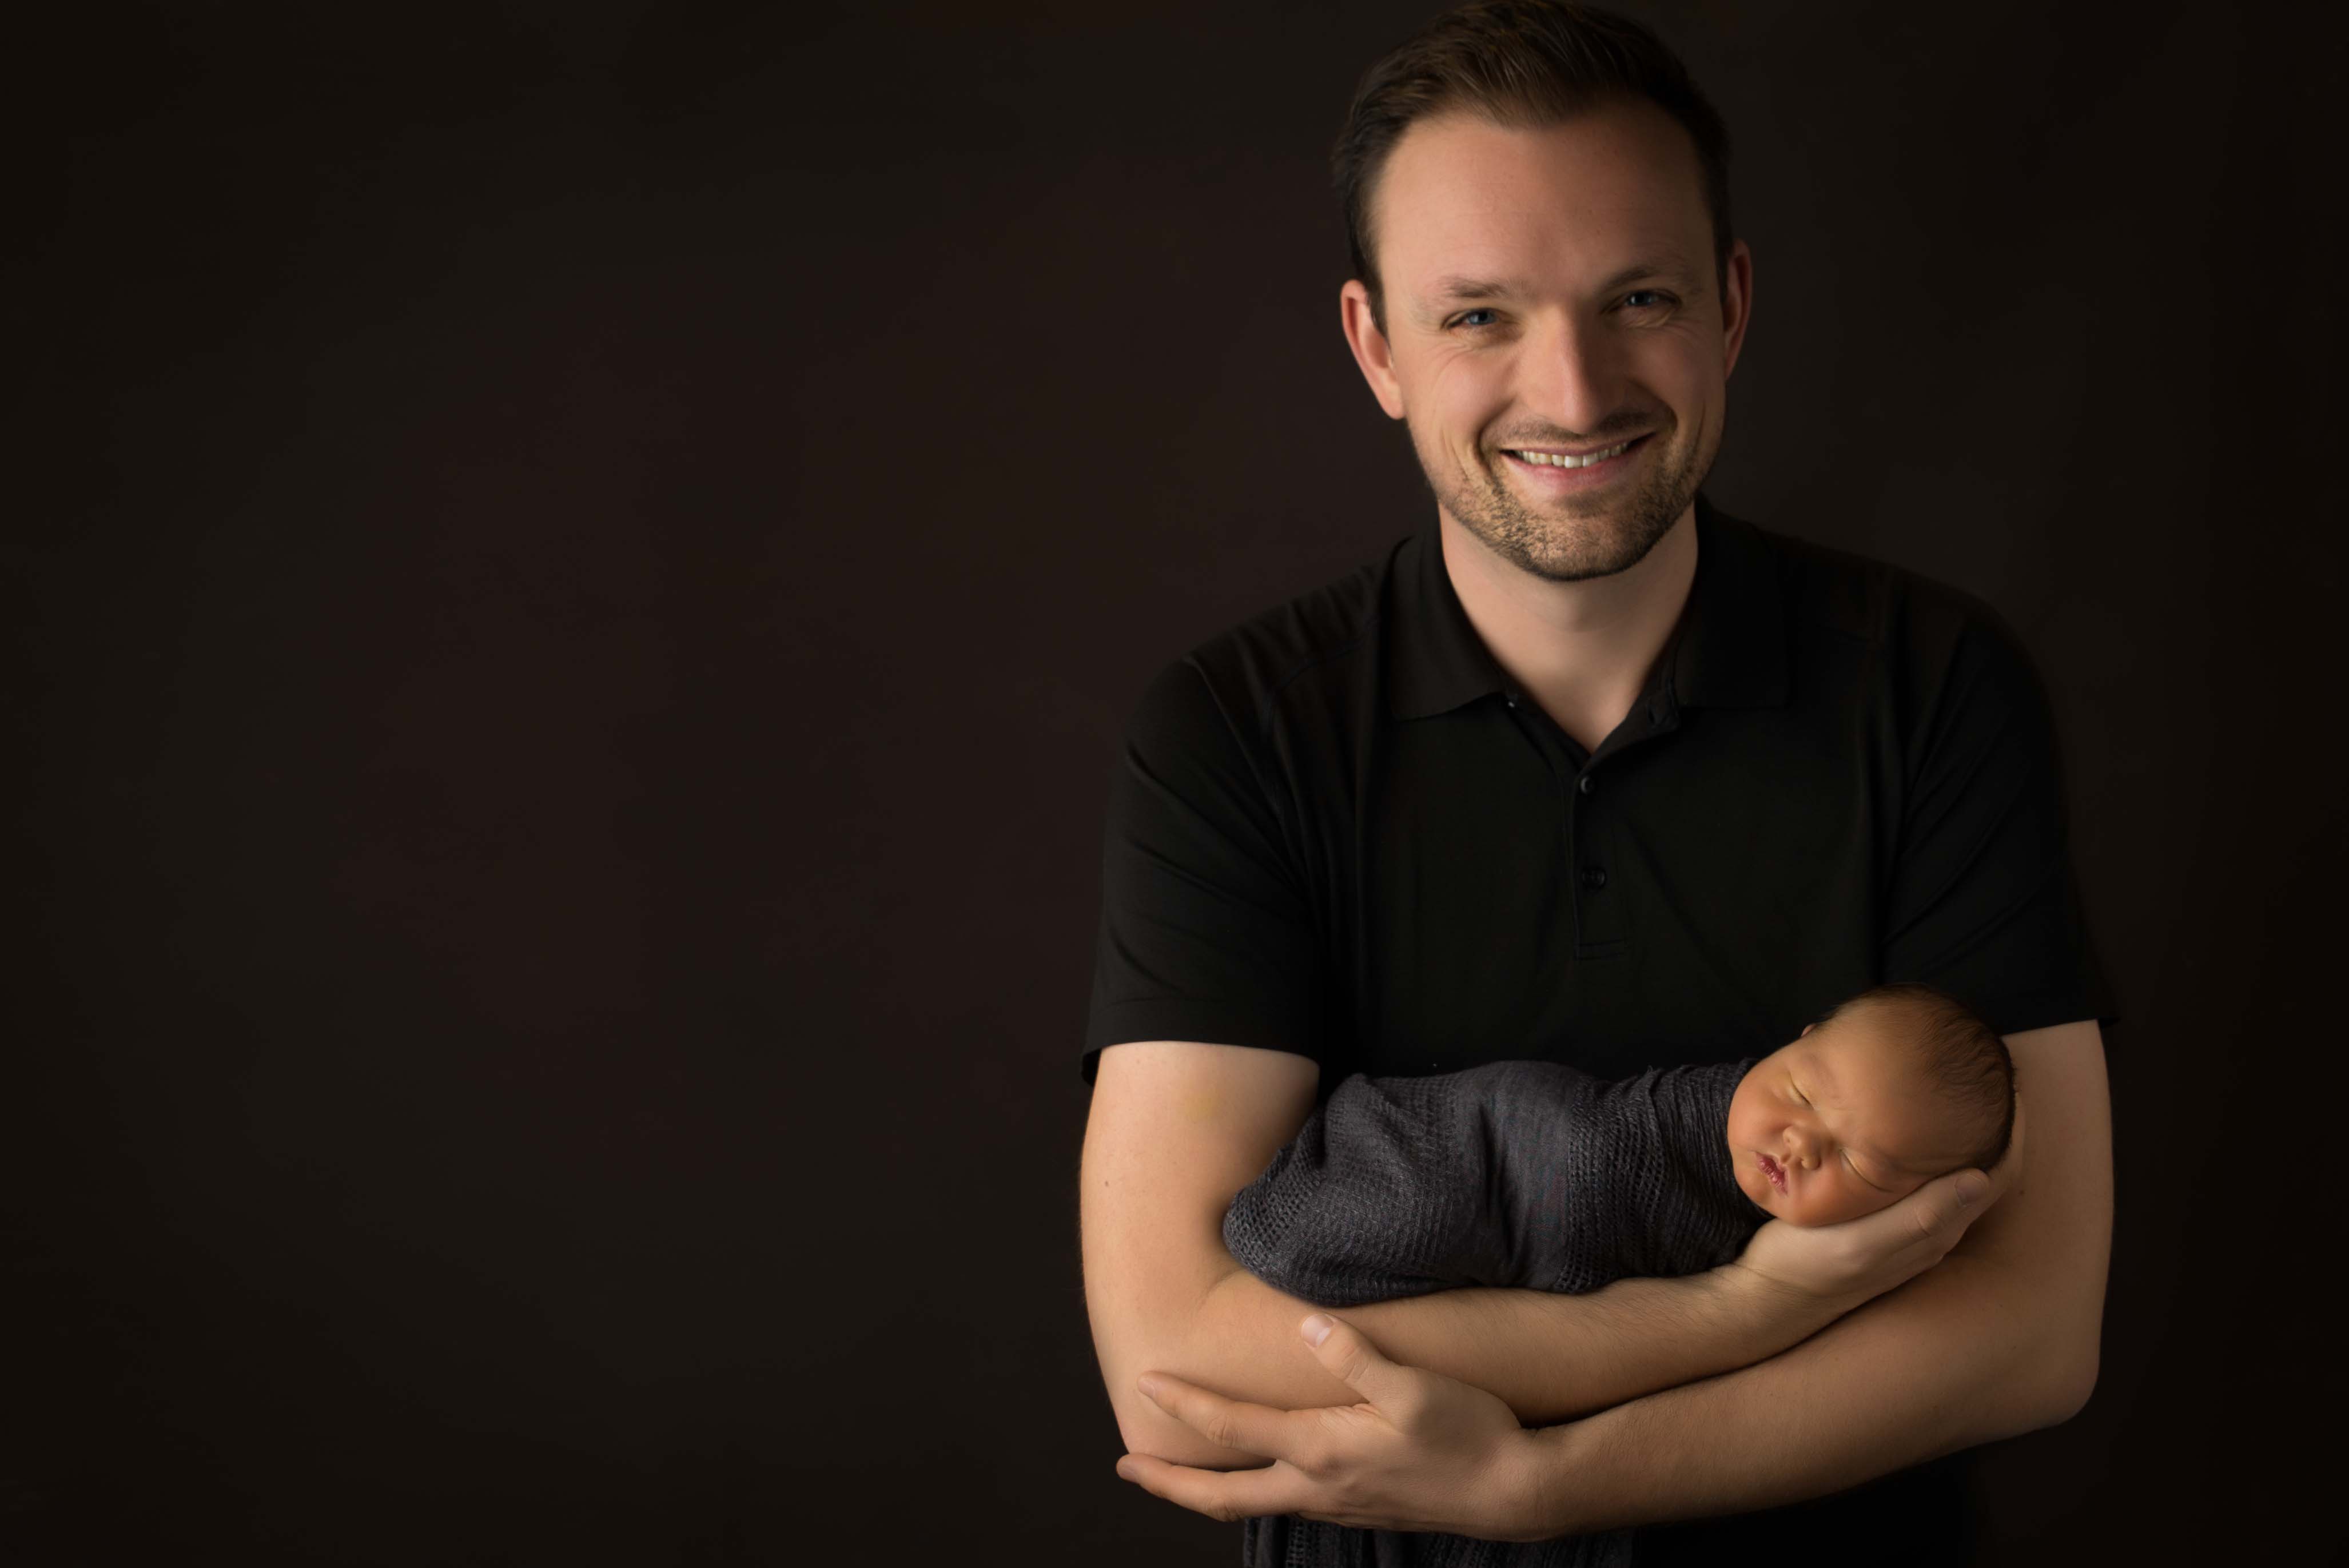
top-left (1504, 694), bottom-right (1519, 709)
top-left (1577, 775), bottom-right (1595, 795)
top-left (1582, 866), bottom-right (1607, 889)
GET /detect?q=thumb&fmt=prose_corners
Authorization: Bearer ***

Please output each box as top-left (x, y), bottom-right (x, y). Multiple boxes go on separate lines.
top-left (1902, 1166), bottom-right (1991, 1244)
top-left (1300, 1313), bottom-right (1410, 1408)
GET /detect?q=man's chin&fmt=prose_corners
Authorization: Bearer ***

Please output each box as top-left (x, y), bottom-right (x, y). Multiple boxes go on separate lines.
top-left (1496, 521), bottom-right (1673, 583)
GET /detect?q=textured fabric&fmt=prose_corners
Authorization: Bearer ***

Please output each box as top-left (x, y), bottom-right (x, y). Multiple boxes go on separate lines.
top-left (1223, 1058), bottom-right (1758, 1568)
top-left (1224, 1060), bottom-right (1757, 1306)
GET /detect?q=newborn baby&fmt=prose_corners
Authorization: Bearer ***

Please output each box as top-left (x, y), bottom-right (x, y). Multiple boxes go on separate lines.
top-left (1223, 982), bottom-right (2013, 1308)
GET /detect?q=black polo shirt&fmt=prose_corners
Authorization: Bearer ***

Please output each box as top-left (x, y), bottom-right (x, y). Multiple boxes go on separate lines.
top-left (1083, 495), bottom-right (2109, 1089)
top-left (1081, 496), bottom-right (2109, 1563)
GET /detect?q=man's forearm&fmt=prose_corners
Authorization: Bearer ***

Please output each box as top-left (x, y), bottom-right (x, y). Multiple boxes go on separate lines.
top-left (1127, 1257), bottom-right (1834, 1470)
top-left (1530, 1250), bottom-right (2087, 1535)
top-left (1284, 1263), bottom-right (1834, 1424)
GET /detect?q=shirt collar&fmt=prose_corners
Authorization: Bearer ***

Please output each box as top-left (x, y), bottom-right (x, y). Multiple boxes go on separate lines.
top-left (1387, 493), bottom-right (1789, 721)
top-left (1670, 495), bottom-right (1790, 711)
top-left (1386, 522), bottom-right (1510, 719)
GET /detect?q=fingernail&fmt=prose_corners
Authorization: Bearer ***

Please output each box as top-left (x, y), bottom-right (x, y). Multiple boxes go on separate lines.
top-left (1116, 1458), bottom-right (1137, 1482)
top-left (1301, 1314), bottom-right (1333, 1346)
top-left (1137, 1374), bottom-right (1162, 1401)
top-left (1957, 1174), bottom-right (1988, 1205)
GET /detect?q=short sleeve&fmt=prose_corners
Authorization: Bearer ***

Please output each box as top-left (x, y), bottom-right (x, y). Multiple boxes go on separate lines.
top-left (1879, 604), bottom-right (2116, 1037)
top-left (1081, 657), bottom-right (1325, 1083)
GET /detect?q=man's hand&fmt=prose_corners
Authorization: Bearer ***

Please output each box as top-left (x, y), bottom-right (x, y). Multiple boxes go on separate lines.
top-left (1116, 1312), bottom-right (1552, 1542)
top-left (1725, 1095), bottom-right (2028, 1316)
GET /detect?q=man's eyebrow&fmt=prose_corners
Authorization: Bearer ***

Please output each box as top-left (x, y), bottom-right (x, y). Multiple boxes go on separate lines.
top-left (1427, 274), bottom-right (1530, 303)
top-left (1594, 257), bottom-right (1693, 292)
top-left (1422, 258), bottom-right (1699, 308)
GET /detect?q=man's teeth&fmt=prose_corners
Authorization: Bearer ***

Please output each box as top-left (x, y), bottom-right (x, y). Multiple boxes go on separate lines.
top-left (1511, 440), bottom-right (1633, 468)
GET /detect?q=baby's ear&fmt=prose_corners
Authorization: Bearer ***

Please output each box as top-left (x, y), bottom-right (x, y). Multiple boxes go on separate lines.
top-left (1799, 1023), bottom-right (1814, 1037)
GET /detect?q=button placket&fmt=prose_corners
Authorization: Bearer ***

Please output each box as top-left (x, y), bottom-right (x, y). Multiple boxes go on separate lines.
top-left (1570, 761), bottom-right (1626, 954)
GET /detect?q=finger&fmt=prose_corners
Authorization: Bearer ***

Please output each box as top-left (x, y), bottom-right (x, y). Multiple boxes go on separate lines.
top-left (1134, 1372), bottom-right (1301, 1460)
top-left (1117, 1452), bottom-right (1309, 1525)
top-left (1300, 1314), bottom-right (1419, 1417)
top-left (1893, 1166), bottom-right (1993, 1249)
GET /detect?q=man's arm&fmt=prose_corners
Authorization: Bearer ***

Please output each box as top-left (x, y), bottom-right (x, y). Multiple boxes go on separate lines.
top-left (1112, 1020), bottom-right (2107, 1535)
top-left (1524, 1018), bottom-right (2111, 1533)
top-left (1082, 1038), bottom-right (1993, 1471)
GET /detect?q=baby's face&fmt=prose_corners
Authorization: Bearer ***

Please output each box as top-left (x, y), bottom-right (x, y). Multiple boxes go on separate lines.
top-left (1724, 1014), bottom-right (1982, 1226)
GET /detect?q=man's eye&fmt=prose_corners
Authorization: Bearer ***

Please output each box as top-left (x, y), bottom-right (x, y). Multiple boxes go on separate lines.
top-left (1452, 308), bottom-right (1499, 329)
top-left (1622, 290), bottom-right (1673, 310)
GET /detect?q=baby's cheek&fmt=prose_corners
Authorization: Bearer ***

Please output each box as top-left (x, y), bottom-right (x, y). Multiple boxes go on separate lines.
top-left (1857, 1183), bottom-right (1914, 1221)
top-left (1826, 1180), bottom-right (1888, 1225)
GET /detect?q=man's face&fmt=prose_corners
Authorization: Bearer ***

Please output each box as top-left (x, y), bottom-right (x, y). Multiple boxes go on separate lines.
top-left (1340, 101), bottom-right (1751, 582)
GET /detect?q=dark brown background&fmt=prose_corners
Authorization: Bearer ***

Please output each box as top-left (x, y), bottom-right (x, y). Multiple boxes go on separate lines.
top-left (10, 2), bottom-right (2342, 1561)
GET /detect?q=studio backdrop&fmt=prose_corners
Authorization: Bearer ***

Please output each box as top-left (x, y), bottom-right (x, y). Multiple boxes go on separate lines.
top-left (10, 2), bottom-right (2341, 1562)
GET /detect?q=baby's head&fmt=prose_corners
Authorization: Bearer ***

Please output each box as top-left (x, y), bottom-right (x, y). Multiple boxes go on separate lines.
top-left (1725, 983), bottom-right (2014, 1226)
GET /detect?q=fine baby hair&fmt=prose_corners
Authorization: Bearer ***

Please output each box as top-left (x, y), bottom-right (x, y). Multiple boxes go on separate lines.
top-left (1814, 982), bottom-right (2016, 1173)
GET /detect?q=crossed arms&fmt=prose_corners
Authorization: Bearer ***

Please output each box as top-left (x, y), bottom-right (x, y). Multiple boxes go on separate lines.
top-left (1080, 1020), bottom-right (2110, 1538)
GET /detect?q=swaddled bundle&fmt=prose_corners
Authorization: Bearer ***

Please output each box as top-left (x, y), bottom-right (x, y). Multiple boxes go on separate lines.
top-left (1221, 1058), bottom-right (1758, 1568)
top-left (1223, 1057), bottom-right (1763, 1306)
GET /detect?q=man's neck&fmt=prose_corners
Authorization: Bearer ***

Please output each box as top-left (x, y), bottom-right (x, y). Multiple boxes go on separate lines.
top-left (1438, 505), bottom-right (1699, 754)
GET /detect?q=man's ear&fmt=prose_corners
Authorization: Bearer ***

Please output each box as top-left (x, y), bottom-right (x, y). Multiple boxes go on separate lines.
top-left (1799, 1022), bottom-right (1814, 1037)
top-left (1719, 237), bottom-right (1755, 382)
top-left (1339, 280), bottom-right (1407, 421)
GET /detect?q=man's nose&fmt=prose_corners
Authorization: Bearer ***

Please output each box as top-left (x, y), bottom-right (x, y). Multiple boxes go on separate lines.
top-left (1520, 312), bottom-right (1621, 437)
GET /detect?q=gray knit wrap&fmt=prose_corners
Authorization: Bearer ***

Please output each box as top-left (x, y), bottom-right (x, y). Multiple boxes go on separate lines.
top-left (1221, 1057), bottom-right (1761, 1568)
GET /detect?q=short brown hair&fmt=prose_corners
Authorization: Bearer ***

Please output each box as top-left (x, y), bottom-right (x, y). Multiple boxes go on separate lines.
top-left (1332, 0), bottom-right (1734, 335)
top-left (1817, 982), bottom-right (2017, 1173)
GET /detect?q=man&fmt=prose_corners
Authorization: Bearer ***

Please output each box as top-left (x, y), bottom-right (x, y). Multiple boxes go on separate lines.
top-left (1078, 3), bottom-right (2112, 1562)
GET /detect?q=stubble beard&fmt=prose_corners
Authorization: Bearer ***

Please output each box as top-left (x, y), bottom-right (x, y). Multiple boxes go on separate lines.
top-left (1418, 415), bottom-right (1713, 583)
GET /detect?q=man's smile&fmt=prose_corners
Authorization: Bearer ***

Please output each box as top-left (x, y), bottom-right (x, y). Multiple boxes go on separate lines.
top-left (1497, 433), bottom-right (1653, 485)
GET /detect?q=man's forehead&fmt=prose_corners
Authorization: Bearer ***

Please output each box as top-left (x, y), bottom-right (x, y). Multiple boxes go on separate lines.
top-left (1374, 106), bottom-right (1712, 299)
